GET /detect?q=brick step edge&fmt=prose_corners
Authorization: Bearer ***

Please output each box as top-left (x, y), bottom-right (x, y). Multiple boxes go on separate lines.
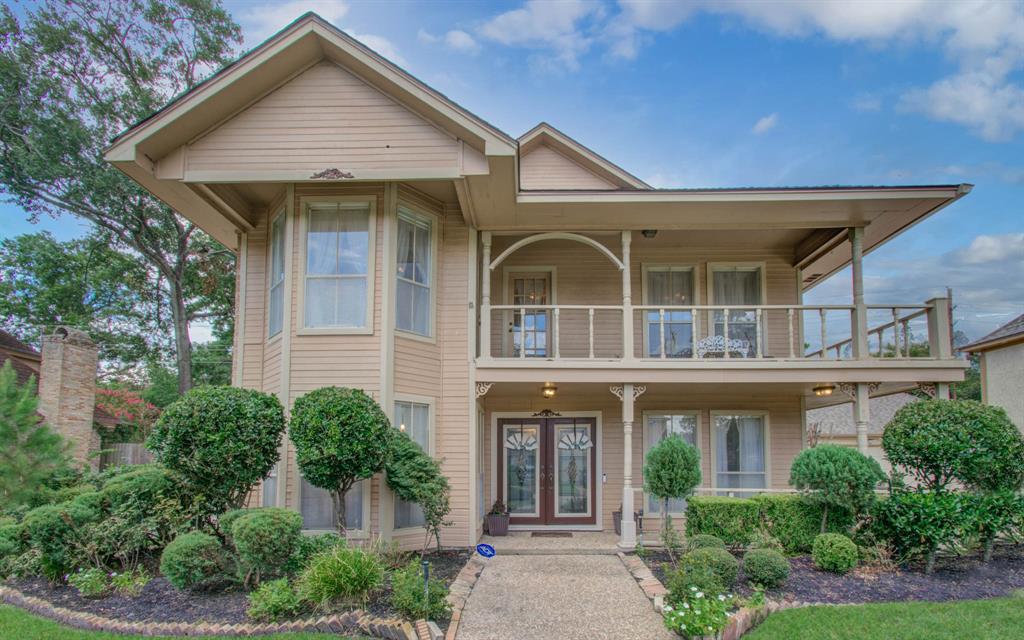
top-left (0, 584), bottom-right (425, 639)
top-left (443, 552), bottom-right (490, 640)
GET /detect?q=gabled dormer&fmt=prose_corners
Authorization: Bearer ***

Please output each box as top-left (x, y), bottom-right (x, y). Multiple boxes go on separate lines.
top-left (517, 123), bottom-right (650, 191)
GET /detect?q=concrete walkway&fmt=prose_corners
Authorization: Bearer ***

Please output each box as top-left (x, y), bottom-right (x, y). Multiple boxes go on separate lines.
top-left (455, 555), bottom-right (673, 640)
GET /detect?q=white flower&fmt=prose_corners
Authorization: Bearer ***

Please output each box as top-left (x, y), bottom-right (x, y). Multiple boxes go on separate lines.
top-left (683, 603), bottom-right (689, 609)
top-left (696, 592), bottom-right (704, 598)
top-left (690, 586), bottom-right (698, 591)
top-left (664, 605), bottom-right (673, 612)
top-left (718, 594), bottom-right (726, 601)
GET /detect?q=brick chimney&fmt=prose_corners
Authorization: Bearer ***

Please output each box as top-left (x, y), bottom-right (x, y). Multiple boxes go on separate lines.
top-left (38, 327), bottom-right (100, 468)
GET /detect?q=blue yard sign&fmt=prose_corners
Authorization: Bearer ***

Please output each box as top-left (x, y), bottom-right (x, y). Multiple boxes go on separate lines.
top-left (476, 543), bottom-right (496, 558)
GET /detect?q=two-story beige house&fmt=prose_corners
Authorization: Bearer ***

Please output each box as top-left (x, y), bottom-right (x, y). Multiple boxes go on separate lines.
top-left (106, 13), bottom-right (969, 550)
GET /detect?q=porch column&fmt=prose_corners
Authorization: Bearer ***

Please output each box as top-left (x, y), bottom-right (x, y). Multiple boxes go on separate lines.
top-left (850, 226), bottom-right (869, 359)
top-left (612, 383), bottom-right (646, 549)
top-left (621, 231), bottom-right (633, 361)
top-left (480, 232), bottom-right (492, 360)
top-left (936, 383), bottom-right (951, 400)
top-left (854, 382), bottom-right (870, 454)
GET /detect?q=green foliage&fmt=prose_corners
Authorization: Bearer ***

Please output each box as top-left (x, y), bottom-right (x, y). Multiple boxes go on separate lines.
top-left (685, 496), bottom-right (760, 545)
top-left (665, 563), bottom-right (724, 606)
top-left (680, 547), bottom-right (739, 589)
top-left (284, 533), bottom-right (345, 575)
top-left (290, 387), bottom-right (394, 533)
top-left (644, 437), bottom-right (702, 552)
top-left (247, 578), bottom-right (305, 622)
top-left (686, 534), bottom-right (726, 552)
top-left (746, 529), bottom-right (784, 553)
top-left (964, 491), bottom-right (1024, 562)
top-left (752, 494), bottom-right (854, 554)
top-left (0, 362), bottom-right (69, 509)
top-left (872, 490), bottom-right (966, 573)
top-left (385, 433), bottom-right (452, 555)
top-left (23, 501), bottom-right (98, 577)
top-left (297, 545), bottom-right (383, 609)
top-left (790, 445), bottom-right (884, 531)
top-left (390, 560), bottom-right (451, 621)
top-left (663, 587), bottom-right (733, 638)
top-left (110, 567), bottom-right (151, 596)
top-left (231, 508), bottom-right (303, 585)
top-left (882, 400), bottom-right (1024, 491)
top-left (148, 386), bottom-right (285, 517)
top-left (812, 533), bottom-right (859, 574)
top-left (742, 548), bottom-right (790, 589)
top-left (217, 508), bottom-right (249, 544)
top-left (67, 567), bottom-right (109, 597)
top-left (0, 523), bottom-right (25, 577)
top-left (159, 531), bottom-right (228, 590)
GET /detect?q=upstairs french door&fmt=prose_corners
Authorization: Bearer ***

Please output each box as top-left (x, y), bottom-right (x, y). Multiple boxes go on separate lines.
top-left (497, 417), bottom-right (597, 526)
top-left (506, 271), bottom-right (551, 357)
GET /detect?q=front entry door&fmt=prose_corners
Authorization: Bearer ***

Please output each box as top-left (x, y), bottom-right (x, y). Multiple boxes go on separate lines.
top-left (498, 417), bottom-right (597, 526)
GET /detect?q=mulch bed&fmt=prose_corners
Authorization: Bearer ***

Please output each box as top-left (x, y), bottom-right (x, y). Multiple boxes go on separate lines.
top-left (7, 549), bottom-right (471, 630)
top-left (643, 544), bottom-right (1024, 604)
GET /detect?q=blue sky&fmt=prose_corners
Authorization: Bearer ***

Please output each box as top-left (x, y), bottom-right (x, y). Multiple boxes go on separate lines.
top-left (2, 0), bottom-right (1022, 341)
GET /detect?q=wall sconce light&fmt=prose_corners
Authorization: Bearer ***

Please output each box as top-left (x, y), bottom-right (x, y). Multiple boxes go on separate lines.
top-left (641, 229), bottom-right (658, 238)
top-left (813, 384), bottom-right (836, 397)
top-left (399, 423), bottom-right (407, 432)
top-left (542, 382), bottom-right (557, 399)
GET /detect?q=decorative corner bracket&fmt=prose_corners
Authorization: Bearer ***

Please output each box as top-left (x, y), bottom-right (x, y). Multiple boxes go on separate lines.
top-left (609, 385), bottom-right (647, 401)
top-left (838, 382), bottom-right (880, 400)
top-left (475, 382), bottom-right (494, 398)
top-left (916, 382), bottom-right (937, 398)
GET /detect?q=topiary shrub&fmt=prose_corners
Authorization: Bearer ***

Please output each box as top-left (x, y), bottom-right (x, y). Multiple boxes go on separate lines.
top-left (752, 494), bottom-right (854, 554)
top-left (148, 387), bottom-right (285, 519)
top-left (290, 387), bottom-right (394, 534)
top-left (789, 445), bottom-right (884, 532)
top-left (231, 508), bottom-right (303, 586)
top-left (687, 534), bottom-right (726, 552)
top-left (297, 544), bottom-right (383, 609)
top-left (384, 433), bottom-right (452, 557)
top-left (390, 560), bottom-right (450, 621)
top-left (742, 548), bottom-right (790, 588)
top-left (160, 531), bottom-right (228, 590)
top-left (872, 490), bottom-right (966, 574)
top-left (247, 578), bottom-right (305, 622)
top-left (686, 497), bottom-right (759, 546)
top-left (812, 533), bottom-right (858, 574)
top-left (644, 436), bottom-right (702, 561)
top-left (22, 501), bottom-right (98, 577)
top-left (680, 547), bottom-right (739, 589)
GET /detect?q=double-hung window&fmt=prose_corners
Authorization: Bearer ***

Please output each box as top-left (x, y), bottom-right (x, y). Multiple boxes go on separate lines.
top-left (644, 413), bottom-right (698, 514)
top-left (644, 266), bottom-right (695, 358)
top-left (268, 212), bottom-right (285, 338)
top-left (261, 463), bottom-right (278, 507)
top-left (300, 477), bottom-right (364, 532)
top-left (713, 413), bottom-right (767, 495)
top-left (394, 400), bottom-right (432, 529)
top-left (710, 265), bottom-right (763, 357)
top-left (304, 202), bottom-right (372, 330)
top-left (395, 210), bottom-right (432, 337)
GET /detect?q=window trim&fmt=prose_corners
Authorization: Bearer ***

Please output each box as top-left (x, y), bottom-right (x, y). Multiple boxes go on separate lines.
top-left (706, 262), bottom-right (767, 308)
top-left (394, 206), bottom-right (439, 342)
top-left (501, 265), bottom-right (557, 358)
top-left (392, 393), bottom-right (436, 533)
top-left (640, 264), bottom-right (700, 358)
top-left (267, 209), bottom-right (286, 340)
top-left (709, 410), bottom-right (771, 493)
top-left (261, 462), bottom-right (279, 507)
top-left (296, 475), bottom-right (372, 538)
top-left (296, 196), bottom-right (377, 336)
top-left (642, 410), bottom-right (701, 517)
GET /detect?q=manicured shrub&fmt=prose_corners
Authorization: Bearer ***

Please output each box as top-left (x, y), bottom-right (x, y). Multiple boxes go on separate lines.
top-left (69, 490), bottom-right (106, 514)
top-left (390, 560), bottom-right (450, 621)
top-left (742, 548), bottom-right (790, 588)
top-left (789, 445), bottom-right (884, 531)
top-left (290, 387), bottom-right (394, 534)
top-left (686, 534), bottom-right (726, 551)
top-left (160, 531), bottom-right (228, 590)
top-left (752, 494), bottom-right (853, 554)
top-left (665, 564), bottom-right (724, 606)
top-left (231, 508), bottom-right (303, 585)
top-left (385, 433), bottom-right (452, 556)
top-left (297, 544), bottom-right (383, 609)
top-left (965, 491), bottom-right (1024, 563)
top-left (247, 578), bottom-right (305, 622)
top-left (686, 497), bottom-right (760, 545)
top-left (680, 547), bottom-right (739, 589)
top-left (872, 490), bottom-right (966, 574)
top-left (67, 566), bottom-right (109, 597)
top-left (0, 523), bottom-right (24, 577)
top-left (148, 386), bottom-right (286, 518)
top-left (22, 501), bottom-right (97, 577)
top-left (746, 528), bottom-right (783, 553)
top-left (217, 508), bottom-right (249, 543)
top-left (644, 436), bottom-right (702, 557)
top-left (812, 533), bottom-right (858, 574)
top-left (285, 533), bottom-right (345, 575)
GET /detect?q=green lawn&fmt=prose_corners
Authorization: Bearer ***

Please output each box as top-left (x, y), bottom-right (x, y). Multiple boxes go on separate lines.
top-left (746, 597), bottom-right (1024, 640)
top-left (0, 605), bottom-right (367, 640)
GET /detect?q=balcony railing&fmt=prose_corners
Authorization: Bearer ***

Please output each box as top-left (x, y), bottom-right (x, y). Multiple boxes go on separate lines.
top-left (481, 299), bottom-right (953, 363)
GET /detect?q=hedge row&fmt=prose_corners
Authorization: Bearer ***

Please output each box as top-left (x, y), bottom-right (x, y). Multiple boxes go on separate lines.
top-left (685, 494), bottom-right (853, 552)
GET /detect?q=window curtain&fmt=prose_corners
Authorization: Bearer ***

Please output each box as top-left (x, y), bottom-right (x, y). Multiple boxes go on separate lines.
top-left (646, 269), bottom-right (694, 357)
top-left (304, 205), bottom-right (370, 328)
top-left (645, 414), bottom-right (697, 513)
top-left (712, 269), bottom-right (761, 355)
top-left (714, 415), bottom-right (765, 492)
top-left (300, 478), bottom-right (363, 531)
top-left (394, 401), bottom-right (430, 528)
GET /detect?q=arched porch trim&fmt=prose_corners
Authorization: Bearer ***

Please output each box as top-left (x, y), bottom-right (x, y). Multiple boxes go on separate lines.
top-left (488, 232), bottom-right (624, 272)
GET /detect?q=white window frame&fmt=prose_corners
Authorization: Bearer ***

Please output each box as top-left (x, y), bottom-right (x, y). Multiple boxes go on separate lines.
top-left (267, 209), bottom-right (286, 339)
top-left (709, 410), bottom-right (771, 493)
top-left (641, 264), bottom-right (699, 358)
top-left (261, 462), bottom-right (278, 507)
top-left (501, 265), bottom-right (557, 358)
top-left (296, 196), bottom-right (377, 335)
top-left (296, 475), bottom-right (372, 539)
top-left (706, 262), bottom-right (767, 356)
top-left (642, 410), bottom-right (701, 517)
top-left (393, 393), bottom-right (436, 533)
top-left (394, 206), bottom-right (439, 341)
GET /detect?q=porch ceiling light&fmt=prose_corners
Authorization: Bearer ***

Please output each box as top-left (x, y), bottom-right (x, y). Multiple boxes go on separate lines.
top-left (813, 383), bottom-right (836, 397)
top-left (542, 382), bottom-right (557, 399)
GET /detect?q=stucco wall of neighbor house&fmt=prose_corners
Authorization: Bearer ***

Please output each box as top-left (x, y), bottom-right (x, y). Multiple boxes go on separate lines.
top-left (983, 343), bottom-right (1024, 430)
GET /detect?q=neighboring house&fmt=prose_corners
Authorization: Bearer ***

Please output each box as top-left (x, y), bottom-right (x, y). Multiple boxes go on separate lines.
top-left (806, 393), bottom-right (918, 474)
top-left (963, 314), bottom-right (1024, 430)
top-left (104, 13), bottom-right (969, 549)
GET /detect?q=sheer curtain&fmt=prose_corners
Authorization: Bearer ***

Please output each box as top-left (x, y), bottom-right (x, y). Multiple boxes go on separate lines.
top-left (396, 212), bottom-right (432, 336)
top-left (712, 268), bottom-right (761, 356)
top-left (304, 205), bottom-right (370, 328)
top-left (646, 268), bottom-right (694, 357)
top-left (394, 401), bottom-right (430, 528)
top-left (300, 478), bottom-right (364, 531)
top-left (714, 415), bottom-right (765, 494)
top-left (645, 414), bottom-right (697, 513)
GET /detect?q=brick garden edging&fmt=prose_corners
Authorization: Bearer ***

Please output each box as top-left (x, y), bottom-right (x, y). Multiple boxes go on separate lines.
top-left (443, 552), bottom-right (489, 640)
top-left (0, 584), bottom-right (421, 639)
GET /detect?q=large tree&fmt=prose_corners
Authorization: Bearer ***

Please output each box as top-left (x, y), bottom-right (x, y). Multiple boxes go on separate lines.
top-left (0, 0), bottom-right (241, 394)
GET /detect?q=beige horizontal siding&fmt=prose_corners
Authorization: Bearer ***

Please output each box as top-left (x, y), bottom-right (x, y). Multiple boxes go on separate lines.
top-left (520, 144), bottom-right (617, 190)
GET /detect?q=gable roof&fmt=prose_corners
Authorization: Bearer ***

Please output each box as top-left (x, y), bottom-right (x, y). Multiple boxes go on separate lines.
top-left (963, 313), bottom-right (1024, 352)
top-left (518, 123), bottom-right (650, 190)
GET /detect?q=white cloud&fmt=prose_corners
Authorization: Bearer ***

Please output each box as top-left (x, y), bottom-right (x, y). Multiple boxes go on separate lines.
top-left (238, 0), bottom-right (350, 45)
top-left (752, 113), bottom-right (779, 134)
top-left (899, 68), bottom-right (1024, 142)
top-left (417, 28), bottom-right (439, 45)
top-left (852, 94), bottom-right (882, 112)
top-left (954, 233), bottom-right (1024, 265)
top-left (419, 28), bottom-right (481, 54)
top-left (479, 0), bottom-right (603, 70)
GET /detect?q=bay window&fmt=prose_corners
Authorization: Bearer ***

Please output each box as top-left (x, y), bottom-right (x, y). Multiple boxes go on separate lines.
top-left (303, 201), bottom-right (373, 330)
top-left (300, 477), bottom-right (365, 531)
top-left (395, 210), bottom-right (433, 336)
top-left (644, 413), bottom-right (698, 514)
top-left (713, 413), bottom-right (767, 495)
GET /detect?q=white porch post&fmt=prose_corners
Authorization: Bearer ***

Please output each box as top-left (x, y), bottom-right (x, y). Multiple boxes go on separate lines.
top-left (480, 232), bottom-right (492, 360)
top-left (850, 226), bottom-right (869, 359)
top-left (621, 231), bottom-right (633, 361)
top-left (936, 383), bottom-right (951, 400)
top-left (612, 383), bottom-right (646, 549)
top-left (854, 382), bottom-right (870, 454)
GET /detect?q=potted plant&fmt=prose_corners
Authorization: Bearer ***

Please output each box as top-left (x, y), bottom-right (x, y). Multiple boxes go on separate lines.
top-left (485, 500), bottom-right (510, 536)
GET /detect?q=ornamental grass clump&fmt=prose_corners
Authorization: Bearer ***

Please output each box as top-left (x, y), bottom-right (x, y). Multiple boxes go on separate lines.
top-left (812, 533), bottom-right (858, 575)
top-left (297, 544), bottom-right (383, 609)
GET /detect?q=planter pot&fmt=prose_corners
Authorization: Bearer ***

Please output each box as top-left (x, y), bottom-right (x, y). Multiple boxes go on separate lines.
top-left (485, 513), bottom-right (509, 536)
top-left (613, 509), bottom-right (643, 536)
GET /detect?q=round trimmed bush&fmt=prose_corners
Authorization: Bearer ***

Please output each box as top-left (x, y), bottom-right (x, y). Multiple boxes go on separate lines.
top-left (160, 531), bottom-right (228, 590)
top-left (680, 547), bottom-right (739, 588)
top-left (812, 533), bottom-right (858, 574)
top-left (743, 548), bottom-right (790, 589)
top-left (687, 534), bottom-right (726, 552)
top-left (232, 508), bottom-right (303, 582)
top-left (297, 544), bottom-right (383, 608)
top-left (217, 508), bottom-right (249, 543)
top-left (23, 501), bottom-right (98, 577)
top-left (790, 445), bottom-right (884, 530)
